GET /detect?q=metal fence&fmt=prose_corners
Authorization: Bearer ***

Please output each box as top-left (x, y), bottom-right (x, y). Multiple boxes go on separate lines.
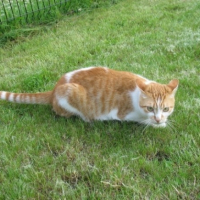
top-left (0, 0), bottom-right (69, 24)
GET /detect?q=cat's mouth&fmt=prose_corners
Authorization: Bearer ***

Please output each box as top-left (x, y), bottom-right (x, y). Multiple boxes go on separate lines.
top-left (142, 119), bottom-right (167, 128)
top-left (152, 122), bottom-right (166, 128)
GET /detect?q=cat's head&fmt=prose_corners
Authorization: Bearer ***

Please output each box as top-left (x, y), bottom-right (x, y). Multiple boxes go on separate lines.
top-left (136, 79), bottom-right (179, 127)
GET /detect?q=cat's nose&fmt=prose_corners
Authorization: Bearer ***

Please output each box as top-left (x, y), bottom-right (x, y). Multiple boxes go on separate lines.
top-left (155, 119), bottom-right (160, 123)
top-left (154, 117), bottom-right (161, 123)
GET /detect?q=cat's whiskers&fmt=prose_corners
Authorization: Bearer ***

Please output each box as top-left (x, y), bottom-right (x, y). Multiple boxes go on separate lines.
top-left (142, 123), bottom-right (151, 133)
top-left (166, 120), bottom-right (177, 133)
top-left (168, 119), bottom-right (178, 128)
top-left (139, 119), bottom-right (151, 133)
top-left (169, 120), bottom-right (179, 129)
top-left (140, 118), bottom-right (151, 125)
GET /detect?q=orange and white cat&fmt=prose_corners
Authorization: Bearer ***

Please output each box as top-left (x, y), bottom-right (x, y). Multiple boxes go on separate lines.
top-left (0, 67), bottom-right (179, 127)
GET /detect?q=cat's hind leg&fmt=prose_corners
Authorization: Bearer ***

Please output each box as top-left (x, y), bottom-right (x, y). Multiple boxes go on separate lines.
top-left (53, 83), bottom-right (90, 121)
top-left (52, 98), bottom-right (73, 118)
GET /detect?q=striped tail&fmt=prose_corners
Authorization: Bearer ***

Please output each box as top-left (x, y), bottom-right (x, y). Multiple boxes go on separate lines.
top-left (0, 91), bottom-right (52, 104)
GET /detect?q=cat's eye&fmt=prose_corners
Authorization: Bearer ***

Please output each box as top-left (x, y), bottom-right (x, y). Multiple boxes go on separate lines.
top-left (163, 107), bottom-right (169, 112)
top-left (147, 106), bottom-right (154, 112)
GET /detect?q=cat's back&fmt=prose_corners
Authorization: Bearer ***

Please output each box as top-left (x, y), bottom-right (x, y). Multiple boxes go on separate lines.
top-left (65, 67), bottom-right (138, 92)
top-left (52, 67), bottom-right (149, 121)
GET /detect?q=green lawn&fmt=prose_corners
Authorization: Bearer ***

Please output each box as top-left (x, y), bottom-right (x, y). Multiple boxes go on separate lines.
top-left (0, 0), bottom-right (200, 199)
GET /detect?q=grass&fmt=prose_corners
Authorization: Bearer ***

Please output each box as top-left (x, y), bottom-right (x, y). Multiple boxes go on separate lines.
top-left (0, 0), bottom-right (113, 23)
top-left (0, 0), bottom-right (118, 46)
top-left (0, 0), bottom-right (200, 199)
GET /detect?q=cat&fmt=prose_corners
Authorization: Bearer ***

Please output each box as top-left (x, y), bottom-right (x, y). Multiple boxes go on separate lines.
top-left (0, 67), bottom-right (179, 127)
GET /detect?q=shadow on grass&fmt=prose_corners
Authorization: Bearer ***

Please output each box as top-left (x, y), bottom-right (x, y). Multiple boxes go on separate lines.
top-left (0, 101), bottom-right (177, 155)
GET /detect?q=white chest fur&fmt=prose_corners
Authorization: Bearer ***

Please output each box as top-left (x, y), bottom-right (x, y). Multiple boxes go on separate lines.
top-left (124, 87), bottom-right (145, 122)
top-left (96, 109), bottom-right (120, 120)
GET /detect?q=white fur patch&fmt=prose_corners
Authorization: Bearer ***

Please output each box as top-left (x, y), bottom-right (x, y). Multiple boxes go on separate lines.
top-left (155, 97), bottom-right (162, 121)
top-left (103, 67), bottom-right (109, 72)
top-left (128, 87), bottom-right (141, 112)
top-left (145, 80), bottom-right (153, 84)
top-left (65, 67), bottom-right (95, 82)
top-left (136, 74), bottom-right (148, 81)
top-left (124, 112), bottom-right (142, 121)
top-left (57, 97), bottom-right (87, 121)
top-left (155, 110), bottom-right (162, 121)
top-left (8, 93), bottom-right (14, 102)
top-left (124, 87), bottom-right (146, 122)
top-left (16, 95), bottom-right (20, 103)
top-left (97, 109), bottom-right (119, 120)
top-left (152, 122), bottom-right (166, 128)
top-left (0, 91), bottom-right (7, 100)
top-left (31, 96), bottom-right (36, 103)
top-left (25, 96), bottom-right (30, 103)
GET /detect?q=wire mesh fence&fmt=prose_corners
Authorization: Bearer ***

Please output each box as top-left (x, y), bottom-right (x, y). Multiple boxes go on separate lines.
top-left (0, 0), bottom-right (69, 24)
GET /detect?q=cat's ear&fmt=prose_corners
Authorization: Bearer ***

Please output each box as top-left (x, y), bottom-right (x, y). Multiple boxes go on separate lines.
top-left (167, 79), bottom-right (179, 96)
top-left (135, 79), bottom-right (147, 92)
